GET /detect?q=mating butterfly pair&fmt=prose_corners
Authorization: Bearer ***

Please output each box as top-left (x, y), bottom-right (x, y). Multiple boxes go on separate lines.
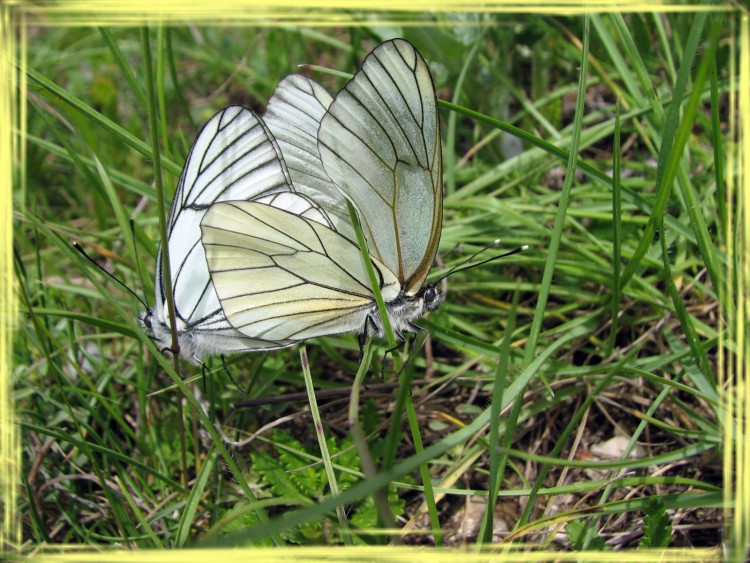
top-left (140, 39), bottom-right (443, 363)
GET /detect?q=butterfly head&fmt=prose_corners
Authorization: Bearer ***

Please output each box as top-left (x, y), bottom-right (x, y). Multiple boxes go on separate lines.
top-left (420, 284), bottom-right (443, 314)
top-left (371, 283), bottom-right (443, 340)
top-left (139, 307), bottom-right (169, 350)
top-left (138, 306), bottom-right (179, 360)
top-left (139, 308), bottom-right (153, 333)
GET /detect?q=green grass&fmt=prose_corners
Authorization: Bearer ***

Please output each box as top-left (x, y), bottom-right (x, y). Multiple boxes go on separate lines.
top-left (15, 14), bottom-right (733, 553)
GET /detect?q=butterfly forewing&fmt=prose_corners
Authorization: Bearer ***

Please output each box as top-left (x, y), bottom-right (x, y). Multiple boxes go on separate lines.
top-left (162, 107), bottom-right (296, 323)
top-left (172, 106), bottom-right (291, 215)
top-left (317, 39), bottom-right (442, 295)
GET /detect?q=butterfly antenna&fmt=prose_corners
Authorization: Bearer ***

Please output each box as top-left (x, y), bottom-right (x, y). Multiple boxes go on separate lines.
top-left (130, 219), bottom-right (152, 309)
top-left (434, 241), bottom-right (528, 284)
top-left (73, 242), bottom-right (149, 309)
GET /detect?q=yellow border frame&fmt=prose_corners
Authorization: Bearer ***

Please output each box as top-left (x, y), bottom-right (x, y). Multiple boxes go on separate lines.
top-left (726, 9), bottom-right (750, 562)
top-left (0, 1), bottom-right (743, 561)
top-left (1, 0), bottom-right (20, 553)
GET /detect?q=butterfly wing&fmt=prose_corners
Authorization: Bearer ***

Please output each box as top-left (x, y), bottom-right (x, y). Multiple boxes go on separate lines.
top-left (317, 39), bottom-right (442, 295)
top-left (264, 75), bottom-right (354, 240)
top-left (153, 106), bottom-right (330, 357)
top-left (200, 199), bottom-right (401, 341)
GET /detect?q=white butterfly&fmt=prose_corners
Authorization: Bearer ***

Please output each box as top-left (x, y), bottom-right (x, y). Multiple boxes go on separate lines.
top-left (140, 75), bottom-right (340, 362)
top-left (200, 39), bottom-right (443, 347)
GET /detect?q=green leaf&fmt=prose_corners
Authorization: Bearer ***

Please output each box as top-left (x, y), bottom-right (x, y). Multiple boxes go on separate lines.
top-left (640, 498), bottom-right (672, 548)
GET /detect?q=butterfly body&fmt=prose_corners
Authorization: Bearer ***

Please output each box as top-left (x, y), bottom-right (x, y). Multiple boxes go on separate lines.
top-left (200, 39), bottom-right (442, 353)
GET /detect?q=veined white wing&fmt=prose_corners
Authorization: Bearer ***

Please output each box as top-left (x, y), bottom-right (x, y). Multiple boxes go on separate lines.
top-left (202, 39), bottom-right (444, 345)
top-left (140, 105), bottom-right (332, 362)
top-left (317, 38), bottom-right (442, 295)
top-left (264, 75), bottom-right (354, 240)
top-left (201, 200), bottom-right (436, 342)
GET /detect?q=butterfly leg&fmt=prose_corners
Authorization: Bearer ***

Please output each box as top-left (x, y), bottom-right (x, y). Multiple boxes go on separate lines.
top-left (382, 342), bottom-right (401, 365)
top-left (196, 359), bottom-right (222, 421)
top-left (358, 312), bottom-right (380, 362)
top-left (221, 355), bottom-right (247, 398)
top-left (395, 327), bottom-right (429, 379)
top-left (358, 331), bottom-right (367, 363)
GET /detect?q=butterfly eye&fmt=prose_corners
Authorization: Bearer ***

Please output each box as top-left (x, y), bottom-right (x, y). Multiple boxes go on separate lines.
top-left (424, 286), bottom-right (438, 305)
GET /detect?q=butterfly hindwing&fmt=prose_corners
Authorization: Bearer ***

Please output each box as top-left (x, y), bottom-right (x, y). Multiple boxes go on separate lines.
top-left (201, 199), bottom-right (400, 341)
